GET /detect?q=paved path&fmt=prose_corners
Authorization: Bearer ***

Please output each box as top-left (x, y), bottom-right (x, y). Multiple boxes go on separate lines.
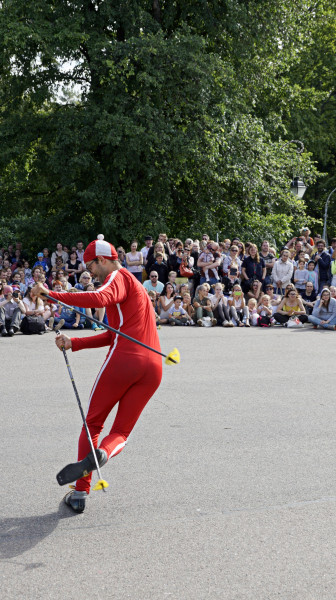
top-left (1, 326), bottom-right (336, 599)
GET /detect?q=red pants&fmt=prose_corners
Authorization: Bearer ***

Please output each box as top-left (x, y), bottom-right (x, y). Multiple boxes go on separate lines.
top-left (75, 349), bottom-right (162, 493)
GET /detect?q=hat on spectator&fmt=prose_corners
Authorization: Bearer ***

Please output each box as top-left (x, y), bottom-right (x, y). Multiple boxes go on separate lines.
top-left (37, 252), bottom-right (43, 257)
top-left (144, 235), bottom-right (153, 241)
top-left (83, 234), bottom-right (118, 263)
top-left (4, 285), bottom-right (13, 294)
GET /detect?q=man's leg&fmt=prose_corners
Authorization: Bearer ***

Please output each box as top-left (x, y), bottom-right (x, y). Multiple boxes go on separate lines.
top-left (9, 307), bottom-right (22, 333)
top-left (0, 307), bottom-right (7, 335)
top-left (60, 351), bottom-right (162, 494)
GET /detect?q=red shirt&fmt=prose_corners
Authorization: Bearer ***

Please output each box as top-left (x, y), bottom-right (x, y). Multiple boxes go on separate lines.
top-left (48, 268), bottom-right (161, 358)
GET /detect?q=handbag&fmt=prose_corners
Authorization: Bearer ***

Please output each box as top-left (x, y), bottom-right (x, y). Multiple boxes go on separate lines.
top-left (179, 263), bottom-right (194, 278)
top-left (287, 316), bottom-right (304, 328)
top-left (20, 315), bottom-right (46, 335)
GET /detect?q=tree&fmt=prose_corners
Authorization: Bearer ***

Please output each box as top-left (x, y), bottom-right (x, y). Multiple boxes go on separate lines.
top-left (0, 0), bottom-right (325, 253)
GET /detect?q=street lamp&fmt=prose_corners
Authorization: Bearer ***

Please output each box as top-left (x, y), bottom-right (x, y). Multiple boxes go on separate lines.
top-left (282, 140), bottom-right (307, 198)
top-left (322, 187), bottom-right (336, 245)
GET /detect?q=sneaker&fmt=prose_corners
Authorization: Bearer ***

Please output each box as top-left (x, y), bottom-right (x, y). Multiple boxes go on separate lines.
top-left (170, 321), bottom-right (175, 326)
top-left (245, 321), bottom-right (250, 328)
top-left (222, 320), bottom-right (229, 327)
top-left (197, 319), bottom-right (203, 327)
top-left (313, 325), bottom-right (318, 329)
top-left (227, 320), bottom-right (234, 327)
top-left (211, 318), bottom-right (217, 326)
top-left (91, 322), bottom-right (99, 330)
top-left (64, 489), bottom-right (87, 513)
top-left (56, 448), bottom-right (108, 486)
top-left (54, 319), bottom-right (65, 332)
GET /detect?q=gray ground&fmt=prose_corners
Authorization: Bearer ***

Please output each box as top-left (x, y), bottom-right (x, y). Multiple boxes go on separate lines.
top-left (1, 325), bottom-right (336, 600)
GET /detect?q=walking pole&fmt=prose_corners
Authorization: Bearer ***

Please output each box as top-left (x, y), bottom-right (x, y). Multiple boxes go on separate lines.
top-left (44, 294), bottom-right (180, 366)
top-left (56, 331), bottom-right (109, 492)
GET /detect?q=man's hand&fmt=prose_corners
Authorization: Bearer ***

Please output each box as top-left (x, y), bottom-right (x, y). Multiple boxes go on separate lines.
top-left (31, 282), bottom-right (49, 297)
top-left (55, 333), bottom-right (72, 351)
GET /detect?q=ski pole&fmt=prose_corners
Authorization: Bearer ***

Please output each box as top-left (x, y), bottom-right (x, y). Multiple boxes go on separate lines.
top-left (56, 331), bottom-right (108, 492)
top-left (44, 293), bottom-right (180, 365)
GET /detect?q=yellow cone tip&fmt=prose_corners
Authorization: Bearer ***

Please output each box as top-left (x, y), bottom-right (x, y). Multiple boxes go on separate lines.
top-left (92, 479), bottom-right (109, 491)
top-left (165, 347), bottom-right (180, 365)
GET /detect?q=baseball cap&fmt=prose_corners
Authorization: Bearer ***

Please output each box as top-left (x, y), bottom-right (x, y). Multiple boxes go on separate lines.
top-left (83, 235), bottom-right (118, 262)
top-left (37, 252), bottom-right (43, 257)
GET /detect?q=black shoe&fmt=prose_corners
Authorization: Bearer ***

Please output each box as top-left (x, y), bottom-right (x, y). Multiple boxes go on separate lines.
top-left (64, 490), bottom-right (87, 513)
top-left (8, 328), bottom-right (15, 337)
top-left (56, 448), bottom-right (108, 486)
top-left (1, 327), bottom-right (7, 337)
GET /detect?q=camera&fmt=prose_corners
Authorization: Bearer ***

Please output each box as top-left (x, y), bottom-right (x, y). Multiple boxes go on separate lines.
top-left (13, 291), bottom-right (20, 298)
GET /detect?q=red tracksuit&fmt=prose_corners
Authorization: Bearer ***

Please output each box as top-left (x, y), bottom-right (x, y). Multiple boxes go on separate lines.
top-left (49, 268), bottom-right (162, 493)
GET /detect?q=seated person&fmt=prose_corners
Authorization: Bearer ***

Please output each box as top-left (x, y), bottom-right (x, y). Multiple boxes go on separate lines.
top-left (168, 295), bottom-right (193, 326)
top-left (193, 285), bottom-right (217, 326)
top-left (54, 288), bottom-right (86, 329)
top-left (157, 282), bottom-right (175, 324)
top-left (0, 285), bottom-right (26, 336)
top-left (300, 282), bottom-right (317, 315)
top-left (147, 290), bottom-right (161, 326)
top-left (209, 282), bottom-right (232, 326)
top-left (182, 292), bottom-right (195, 322)
top-left (274, 288), bottom-right (308, 325)
top-left (228, 283), bottom-right (250, 326)
top-left (143, 271), bottom-right (164, 296)
top-left (308, 288), bottom-right (336, 329)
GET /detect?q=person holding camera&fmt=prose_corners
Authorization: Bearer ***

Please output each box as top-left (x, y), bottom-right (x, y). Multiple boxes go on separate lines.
top-left (0, 285), bottom-right (26, 337)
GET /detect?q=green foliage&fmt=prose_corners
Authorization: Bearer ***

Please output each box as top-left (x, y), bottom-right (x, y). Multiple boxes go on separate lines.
top-left (0, 0), bottom-right (335, 253)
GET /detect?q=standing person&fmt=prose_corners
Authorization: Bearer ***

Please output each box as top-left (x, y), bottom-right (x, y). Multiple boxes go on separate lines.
top-left (140, 236), bottom-right (153, 281)
top-left (65, 250), bottom-right (83, 286)
top-left (259, 241), bottom-right (275, 289)
top-left (271, 249), bottom-right (294, 295)
top-left (51, 243), bottom-right (68, 267)
top-left (125, 240), bottom-right (143, 283)
top-left (32, 238), bottom-right (162, 513)
top-left (241, 244), bottom-right (266, 294)
top-left (311, 239), bottom-right (331, 292)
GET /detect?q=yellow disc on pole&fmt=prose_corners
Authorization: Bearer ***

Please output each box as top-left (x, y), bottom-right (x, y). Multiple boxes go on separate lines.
top-left (92, 479), bottom-right (109, 491)
top-left (165, 348), bottom-right (180, 365)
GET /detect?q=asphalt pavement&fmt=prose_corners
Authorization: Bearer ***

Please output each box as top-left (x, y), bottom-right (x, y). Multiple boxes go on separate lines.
top-left (1, 325), bottom-right (336, 599)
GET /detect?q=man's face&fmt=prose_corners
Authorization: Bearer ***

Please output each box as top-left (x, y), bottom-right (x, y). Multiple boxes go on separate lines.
top-left (3, 260), bottom-right (10, 269)
top-left (150, 272), bottom-right (159, 285)
top-left (13, 275), bottom-right (20, 283)
top-left (282, 252), bottom-right (290, 261)
top-left (317, 244), bottom-right (324, 253)
top-left (86, 258), bottom-right (108, 284)
top-left (295, 242), bottom-right (302, 252)
top-left (261, 242), bottom-right (269, 252)
top-left (33, 272), bottom-right (40, 281)
top-left (77, 242), bottom-right (83, 250)
top-left (146, 239), bottom-right (153, 247)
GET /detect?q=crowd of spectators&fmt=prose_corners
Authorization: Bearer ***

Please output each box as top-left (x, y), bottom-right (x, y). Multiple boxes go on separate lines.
top-left (1, 228), bottom-right (336, 337)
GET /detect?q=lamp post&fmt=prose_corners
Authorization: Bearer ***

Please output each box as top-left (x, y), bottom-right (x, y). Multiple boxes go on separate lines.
top-left (322, 187), bottom-right (336, 246)
top-left (282, 140), bottom-right (307, 198)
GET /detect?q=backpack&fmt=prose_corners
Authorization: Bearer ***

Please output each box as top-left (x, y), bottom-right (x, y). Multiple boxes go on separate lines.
top-left (20, 315), bottom-right (46, 335)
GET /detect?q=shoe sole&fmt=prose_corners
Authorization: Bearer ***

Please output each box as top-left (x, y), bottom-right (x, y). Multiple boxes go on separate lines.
top-left (57, 449), bottom-right (106, 486)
